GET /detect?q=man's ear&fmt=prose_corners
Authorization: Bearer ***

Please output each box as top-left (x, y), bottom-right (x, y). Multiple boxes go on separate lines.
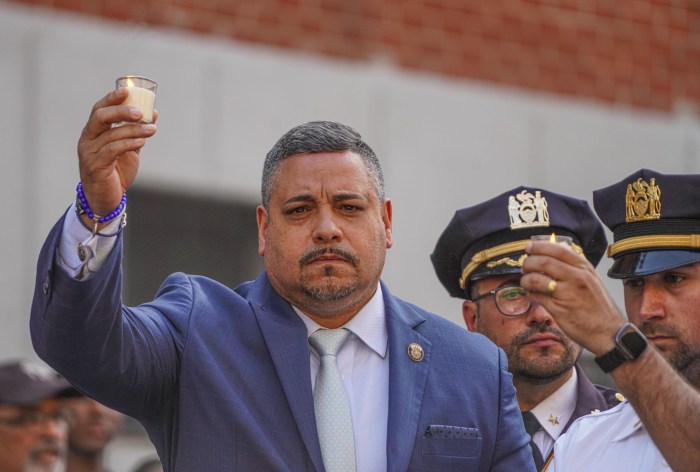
top-left (256, 205), bottom-right (268, 257)
top-left (383, 199), bottom-right (393, 249)
top-left (463, 300), bottom-right (479, 332)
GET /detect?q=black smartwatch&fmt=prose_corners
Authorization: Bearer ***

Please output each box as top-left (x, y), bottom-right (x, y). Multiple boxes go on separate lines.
top-left (595, 323), bottom-right (648, 373)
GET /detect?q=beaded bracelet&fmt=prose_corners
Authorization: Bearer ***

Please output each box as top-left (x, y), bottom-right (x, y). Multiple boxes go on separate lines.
top-left (76, 182), bottom-right (127, 233)
top-left (74, 203), bottom-right (127, 237)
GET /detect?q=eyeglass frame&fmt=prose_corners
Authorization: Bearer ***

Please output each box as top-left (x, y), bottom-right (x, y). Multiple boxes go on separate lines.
top-left (0, 407), bottom-right (74, 430)
top-left (470, 285), bottom-right (532, 317)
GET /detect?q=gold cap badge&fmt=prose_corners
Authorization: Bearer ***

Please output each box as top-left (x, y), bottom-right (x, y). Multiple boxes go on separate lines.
top-left (509, 190), bottom-right (550, 229)
top-left (626, 177), bottom-right (661, 222)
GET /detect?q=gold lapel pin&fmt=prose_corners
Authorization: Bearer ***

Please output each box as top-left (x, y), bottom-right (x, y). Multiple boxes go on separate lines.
top-left (407, 343), bottom-right (424, 362)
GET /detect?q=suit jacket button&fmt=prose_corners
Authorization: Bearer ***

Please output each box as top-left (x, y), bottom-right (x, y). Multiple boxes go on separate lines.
top-left (42, 277), bottom-right (50, 295)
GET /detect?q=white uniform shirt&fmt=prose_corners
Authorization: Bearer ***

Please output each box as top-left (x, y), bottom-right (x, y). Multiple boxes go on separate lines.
top-left (548, 402), bottom-right (673, 472)
top-left (530, 367), bottom-right (578, 459)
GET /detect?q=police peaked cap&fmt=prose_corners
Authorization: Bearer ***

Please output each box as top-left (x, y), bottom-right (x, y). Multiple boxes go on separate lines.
top-left (593, 168), bottom-right (700, 279)
top-left (431, 186), bottom-right (608, 298)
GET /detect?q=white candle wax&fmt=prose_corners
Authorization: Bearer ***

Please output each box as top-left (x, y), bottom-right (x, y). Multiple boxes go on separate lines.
top-left (531, 234), bottom-right (574, 250)
top-left (124, 86), bottom-right (155, 123)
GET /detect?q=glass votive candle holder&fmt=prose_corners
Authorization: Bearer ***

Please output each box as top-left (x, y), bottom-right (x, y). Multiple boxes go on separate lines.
top-left (531, 233), bottom-right (574, 249)
top-left (115, 76), bottom-right (157, 123)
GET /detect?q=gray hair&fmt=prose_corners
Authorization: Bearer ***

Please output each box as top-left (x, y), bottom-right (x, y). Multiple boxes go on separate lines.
top-left (261, 121), bottom-right (385, 209)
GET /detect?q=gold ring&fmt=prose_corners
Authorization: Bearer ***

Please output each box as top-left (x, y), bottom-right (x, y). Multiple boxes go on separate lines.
top-left (546, 279), bottom-right (557, 295)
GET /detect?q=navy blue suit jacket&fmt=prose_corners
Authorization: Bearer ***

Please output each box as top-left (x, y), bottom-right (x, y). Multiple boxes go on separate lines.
top-left (31, 216), bottom-right (535, 471)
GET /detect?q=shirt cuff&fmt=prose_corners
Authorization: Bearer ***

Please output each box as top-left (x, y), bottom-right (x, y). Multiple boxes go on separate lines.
top-left (57, 203), bottom-right (124, 279)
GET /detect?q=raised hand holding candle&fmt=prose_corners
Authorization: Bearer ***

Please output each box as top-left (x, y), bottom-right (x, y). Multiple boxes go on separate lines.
top-left (116, 76), bottom-right (157, 123)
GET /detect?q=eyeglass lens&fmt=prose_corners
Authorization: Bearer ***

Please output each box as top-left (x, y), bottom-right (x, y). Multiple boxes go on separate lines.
top-left (494, 287), bottom-right (531, 315)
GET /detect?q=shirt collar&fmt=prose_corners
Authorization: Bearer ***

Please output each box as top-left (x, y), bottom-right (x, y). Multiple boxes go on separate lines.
top-left (294, 283), bottom-right (388, 358)
top-left (531, 367), bottom-right (578, 440)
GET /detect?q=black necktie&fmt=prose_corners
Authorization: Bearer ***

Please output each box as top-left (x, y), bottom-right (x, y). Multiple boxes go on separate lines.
top-left (521, 411), bottom-right (544, 471)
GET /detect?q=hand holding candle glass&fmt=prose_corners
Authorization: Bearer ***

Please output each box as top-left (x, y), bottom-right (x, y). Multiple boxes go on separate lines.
top-left (74, 81), bottom-right (157, 223)
top-left (529, 233), bottom-right (575, 295)
top-left (116, 76), bottom-right (157, 123)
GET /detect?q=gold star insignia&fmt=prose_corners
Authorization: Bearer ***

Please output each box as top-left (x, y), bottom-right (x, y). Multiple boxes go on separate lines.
top-left (591, 409), bottom-right (601, 414)
top-left (548, 414), bottom-right (559, 425)
top-left (615, 392), bottom-right (626, 402)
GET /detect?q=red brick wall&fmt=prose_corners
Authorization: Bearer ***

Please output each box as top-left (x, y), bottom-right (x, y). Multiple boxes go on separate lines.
top-left (7, 0), bottom-right (700, 113)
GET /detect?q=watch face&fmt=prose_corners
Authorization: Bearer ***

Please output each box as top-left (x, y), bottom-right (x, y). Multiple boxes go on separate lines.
top-left (621, 330), bottom-right (648, 357)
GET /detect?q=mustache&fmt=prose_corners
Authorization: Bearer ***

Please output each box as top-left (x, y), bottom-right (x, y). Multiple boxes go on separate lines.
top-left (29, 438), bottom-right (64, 457)
top-left (299, 247), bottom-right (357, 267)
top-left (512, 324), bottom-right (567, 346)
top-left (638, 322), bottom-right (677, 338)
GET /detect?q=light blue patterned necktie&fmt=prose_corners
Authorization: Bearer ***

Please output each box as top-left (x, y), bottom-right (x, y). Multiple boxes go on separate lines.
top-left (309, 328), bottom-right (357, 472)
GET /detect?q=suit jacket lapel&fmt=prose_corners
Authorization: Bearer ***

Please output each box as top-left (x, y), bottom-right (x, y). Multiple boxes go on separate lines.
top-left (249, 273), bottom-right (325, 472)
top-left (382, 282), bottom-right (431, 472)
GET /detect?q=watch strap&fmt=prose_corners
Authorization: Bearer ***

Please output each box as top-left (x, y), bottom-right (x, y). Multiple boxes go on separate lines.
top-left (595, 345), bottom-right (629, 373)
top-left (595, 323), bottom-right (647, 373)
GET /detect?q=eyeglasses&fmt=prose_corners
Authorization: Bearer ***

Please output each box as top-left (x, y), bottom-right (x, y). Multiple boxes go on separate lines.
top-left (471, 286), bottom-right (531, 316)
top-left (0, 408), bottom-right (74, 430)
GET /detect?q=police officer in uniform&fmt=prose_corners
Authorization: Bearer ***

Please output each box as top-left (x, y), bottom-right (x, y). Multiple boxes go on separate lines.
top-left (517, 170), bottom-right (700, 472)
top-left (431, 186), bottom-right (621, 471)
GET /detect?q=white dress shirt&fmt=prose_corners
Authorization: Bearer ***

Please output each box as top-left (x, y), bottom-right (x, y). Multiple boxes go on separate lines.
top-left (294, 284), bottom-right (389, 472)
top-left (548, 401), bottom-right (672, 471)
top-left (530, 367), bottom-right (578, 459)
top-left (58, 204), bottom-right (122, 279)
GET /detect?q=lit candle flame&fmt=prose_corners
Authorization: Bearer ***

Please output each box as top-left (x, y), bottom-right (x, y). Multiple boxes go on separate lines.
top-left (126, 77), bottom-right (135, 87)
top-left (550, 232), bottom-right (556, 243)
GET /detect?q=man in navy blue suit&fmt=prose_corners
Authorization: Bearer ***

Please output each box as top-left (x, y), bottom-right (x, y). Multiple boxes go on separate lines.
top-left (31, 87), bottom-right (534, 471)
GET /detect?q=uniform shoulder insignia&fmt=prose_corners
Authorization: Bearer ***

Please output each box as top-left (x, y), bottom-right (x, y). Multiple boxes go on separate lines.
top-left (605, 390), bottom-right (625, 406)
top-left (597, 386), bottom-right (625, 407)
